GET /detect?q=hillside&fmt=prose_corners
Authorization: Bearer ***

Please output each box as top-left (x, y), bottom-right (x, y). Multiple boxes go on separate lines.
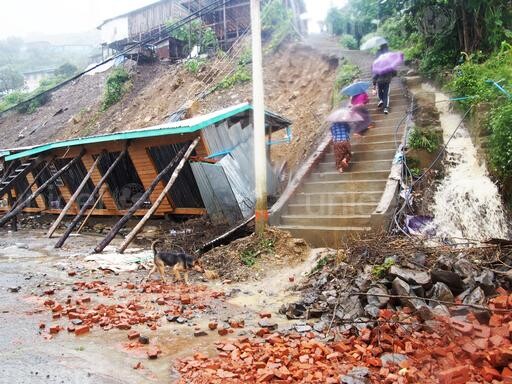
top-left (0, 43), bottom-right (336, 170)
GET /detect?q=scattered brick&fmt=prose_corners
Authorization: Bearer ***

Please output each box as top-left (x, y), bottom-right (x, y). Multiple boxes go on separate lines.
top-left (49, 325), bottom-right (60, 334)
top-left (127, 330), bottom-right (140, 340)
top-left (208, 322), bottom-right (218, 330)
top-left (74, 325), bottom-right (90, 336)
top-left (147, 347), bottom-right (160, 359)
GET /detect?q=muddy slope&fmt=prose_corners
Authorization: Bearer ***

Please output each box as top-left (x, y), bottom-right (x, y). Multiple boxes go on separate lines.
top-left (0, 43), bottom-right (336, 170)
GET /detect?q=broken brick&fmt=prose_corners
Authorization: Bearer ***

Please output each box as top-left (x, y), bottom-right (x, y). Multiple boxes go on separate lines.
top-left (208, 322), bottom-right (218, 330)
top-left (75, 325), bottom-right (90, 336)
top-left (147, 347), bottom-right (160, 359)
top-left (438, 366), bottom-right (469, 384)
top-left (49, 325), bottom-right (60, 334)
top-left (259, 312), bottom-right (272, 319)
top-left (127, 330), bottom-right (140, 340)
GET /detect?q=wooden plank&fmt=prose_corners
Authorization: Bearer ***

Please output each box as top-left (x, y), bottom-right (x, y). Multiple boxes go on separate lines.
top-left (127, 146), bottom-right (173, 210)
top-left (172, 208), bottom-right (207, 215)
top-left (26, 173), bottom-right (46, 209)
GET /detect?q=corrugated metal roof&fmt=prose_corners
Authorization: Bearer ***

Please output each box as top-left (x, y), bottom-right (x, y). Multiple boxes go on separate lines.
top-left (4, 103), bottom-right (290, 162)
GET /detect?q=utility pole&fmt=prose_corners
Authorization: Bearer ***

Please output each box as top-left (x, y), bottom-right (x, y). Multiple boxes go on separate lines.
top-left (250, 0), bottom-right (267, 235)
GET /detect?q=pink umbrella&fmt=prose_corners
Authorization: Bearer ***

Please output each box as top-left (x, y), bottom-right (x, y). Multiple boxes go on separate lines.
top-left (326, 108), bottom-right (364, 123)
top-left (372, 51), bottom-right (404, 75)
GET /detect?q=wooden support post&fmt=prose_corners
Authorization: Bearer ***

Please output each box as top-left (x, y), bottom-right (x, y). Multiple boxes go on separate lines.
top-left (6, 190), bottom-right (17, 231)
top-left (47, 154), bottom-right (102, 238)
top-left (94, 144), bottom-right (188, 253)
top-left (0, 150), bottom-right (85, 228)
top-left (76, 188), bottom-right (106, 234)
top-left (13, 159), bottom-right (52, 210)
top-left (54, 146), bottom-right (127, 249)
top-left (118, 137), bottom-right (200, 253)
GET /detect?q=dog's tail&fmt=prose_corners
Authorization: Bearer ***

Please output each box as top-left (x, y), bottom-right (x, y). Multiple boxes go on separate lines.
top-left (151, 240), bottom-right (162, 261)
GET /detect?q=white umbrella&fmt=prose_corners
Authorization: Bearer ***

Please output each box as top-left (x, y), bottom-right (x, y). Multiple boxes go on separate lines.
top-left (360, 36), bottom-right (388, 50)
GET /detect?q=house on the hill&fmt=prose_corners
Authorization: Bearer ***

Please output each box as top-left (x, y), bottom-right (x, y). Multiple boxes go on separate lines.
top-left (97, 0), bottom-right (306, 61)
top-left (0, 103), bottom-right (291, 226)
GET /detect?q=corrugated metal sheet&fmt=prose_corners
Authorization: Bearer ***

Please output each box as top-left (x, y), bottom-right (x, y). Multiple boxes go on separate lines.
top-left (201, 121), bottom-right (251, 154)
top-left (190, 162), bottom-right (242, 225)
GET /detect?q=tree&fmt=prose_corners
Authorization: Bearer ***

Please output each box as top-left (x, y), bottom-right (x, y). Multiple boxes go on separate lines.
top-left (0, 67), bottom-right (24, 94)
top-left (55, 62), bottom-right (77, 77)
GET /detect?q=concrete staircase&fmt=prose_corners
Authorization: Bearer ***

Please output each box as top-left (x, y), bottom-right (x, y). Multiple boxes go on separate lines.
top-left (275, 79), bottom-right (408, 247)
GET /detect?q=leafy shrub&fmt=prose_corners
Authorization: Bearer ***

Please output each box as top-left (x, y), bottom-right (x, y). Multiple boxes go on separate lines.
top-left (339, 34), bottom-right (358, 49)
top-left (408, 127), bottom-right (441, 153)
top-left (262, 0), bottom-right (297, 52)
top-left (55, 62), bottom-right (77, 77)
top-left (216, 65), bottom-right (251, 90)
top-left (101, 68), bottom-right (131, 111)
top-left (488, 101), bottom-right (512, 179)
top-left (168, 19), bottom-right (218, 54)
top-left (371, 258), bottom-right (395, 278)
top-left (333, 63), bottom-right (361, 105)
top-left (184, 58), bottom-right (205, 74)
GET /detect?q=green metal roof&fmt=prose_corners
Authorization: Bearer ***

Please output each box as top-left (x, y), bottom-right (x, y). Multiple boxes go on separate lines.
top-left (4, 103), bottom-right (290, 161)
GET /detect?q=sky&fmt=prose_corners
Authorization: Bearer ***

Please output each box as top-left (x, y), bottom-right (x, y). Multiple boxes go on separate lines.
top-left (0, 0), bottom-right (347, 39)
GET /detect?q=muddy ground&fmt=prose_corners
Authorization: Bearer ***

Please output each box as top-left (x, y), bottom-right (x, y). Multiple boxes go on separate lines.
top-left (0, 229), bottom-right (319, 383)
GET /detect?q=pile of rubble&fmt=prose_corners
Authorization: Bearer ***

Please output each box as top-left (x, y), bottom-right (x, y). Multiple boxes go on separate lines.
top-left (38, 280), bottom-right (225, 337)
top-left (281, 239), bottom-right (511, 329)
top-left (176, 297), bottom-right (511, 383)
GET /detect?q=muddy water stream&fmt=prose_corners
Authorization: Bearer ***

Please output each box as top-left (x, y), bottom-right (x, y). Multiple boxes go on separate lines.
top-left (424, 86), bottom-right (510, 243)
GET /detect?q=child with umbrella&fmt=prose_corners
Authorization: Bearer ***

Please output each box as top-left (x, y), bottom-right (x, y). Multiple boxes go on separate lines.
top-left (326, 107), bottom-right (364, 174)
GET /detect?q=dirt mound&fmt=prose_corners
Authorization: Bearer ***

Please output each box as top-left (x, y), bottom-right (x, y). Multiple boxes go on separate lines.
top-left (200, 227), bottom-right (309, 282)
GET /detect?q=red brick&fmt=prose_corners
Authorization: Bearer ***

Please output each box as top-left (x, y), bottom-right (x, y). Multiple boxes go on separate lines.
top-left (493, 296), bottom-right (509, 309)
top-left (489, 314), bottom-right (503, 327)
top-left (67, 326), bottom-right (75, 333)
top-left (208, 322), bottom-right (218, 330)
top-left (52, 313), bottom-right (61, 319)
top-left (39, 323), bottom-right (45, 329)
top-left (473, 324), bottom-right (491, 338)
top-left (147, 347), bottom-right (160, 359)
top-left (450, 319), bottom-right (473, 334)
top-left (44, 289), bottom-right (55, 295)
top-left (156, 298), bottom-right (165, 305)
top-left (133, 362), bottom-right (143, 370)
top-left (116, 323), bottom-right (131, 330)
top-left (52, 304), bottom-right (63, 313)
top-left (127, 330), bottom-right (140, 340)
top-left (218, 328), bottom-right (229, 336)
top-left (68, 271), bottom-right (76, 277)
top-left (49, 325), bottom-right (60, 334)
top-left (438, 366), bottom-right (469, 384)
top-left (502, 367), bottom-right (512, 380)
top-left (75, 325), bottom-right (90, 336)
top-left (288, 276), bottom-right (295, 282)
top-left (180, 295), bottom-right (191, 305)
top-left (491, 326), bottom-right (510, 338)
top-left (482, 366), bottom-right (501, 381)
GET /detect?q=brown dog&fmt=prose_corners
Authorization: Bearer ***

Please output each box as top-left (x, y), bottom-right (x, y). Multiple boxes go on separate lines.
top-left (146, 240), bottom-right (199, 284)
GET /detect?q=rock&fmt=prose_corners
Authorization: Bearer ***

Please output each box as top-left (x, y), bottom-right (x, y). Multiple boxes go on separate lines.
top-left (295, 324), bottom-right (312, 333)
top-left (392, 278), bottom-right (432, 320)
top-left (380, 353), bottom-right (408, 367)
top-left (340, 367), bottom-right (371, 384)
top-left (313, 321), bottom-right (326, 332)
top-left (453, 258), bottom-right (474, 278)
top-left (194, 330), bottom-right (207, 337)
top-left (390, 265), bottom-right (430, 285)
top-left (354, 272), bottom-right (372, 292)
top-left (463, 286), bottom-right (485, 306)
top-left (431, 270), bottom-right (464, 291)
top-left (8, 286), bottom-right (20, 293)
top-left (71, 319), bottom-right (83, 325)
top-left (435, 255), bottom-right (454, 270)
top-left (474, 270), bottom-right (495, 295)
top-left (166, 315), bottom-right (179, 322)
top-left (280, 303), bottom-right (306, 319)
top-left (428, 282), bottom-right (454, 303)
top-left (258, 319), bottom-right (278, 331)
top-left (364, 304), bottom-right (380, 318)
top-left (15, 243), bottom-right (29, 249)
top-left (432, 305), bottom-right (450, 316)
top-left (176, 317), bottom-right (187, 324)
top-left (138, 336), bottom-right (149, 344)
top-left (367, 285), bottom-right (389, 308)
top-left (413, 253), bottom-right (427, 266)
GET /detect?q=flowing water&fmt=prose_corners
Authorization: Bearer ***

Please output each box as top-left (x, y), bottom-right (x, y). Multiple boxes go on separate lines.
top-left (425, 86), bottom-right (510, 244)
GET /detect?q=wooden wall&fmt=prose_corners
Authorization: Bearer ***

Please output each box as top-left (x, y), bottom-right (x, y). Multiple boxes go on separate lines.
top-left (0, 133), bottom-right (209, 217)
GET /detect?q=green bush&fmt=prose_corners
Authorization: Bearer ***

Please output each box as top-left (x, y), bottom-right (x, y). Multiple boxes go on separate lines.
top-left (262, 0), bottom-right (297, 52)
top-left (333, 63), bottom-right (361, 105)
top-left (215, 65), bottom-right (251, 90)
top-left (101, 68), bottom-right (131, 111)
top-left (408, 127), bottom-right (442, 153)
top-left (168, 19), bottom-right (218, 54)
top-left (184, 58), bottom-right (205, 74)
top-left (339, 34), bottom-right (358, 49)
top-left (488, 101), bottom-right (512, 179)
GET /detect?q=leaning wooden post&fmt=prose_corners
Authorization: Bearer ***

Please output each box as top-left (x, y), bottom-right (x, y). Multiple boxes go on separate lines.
top-left (47, 154), bottom-right (102, 238)
top-left (54, 146), bottom-right (127, 249)
top-left (12, 158), bottom-right (52, 210)
top-left (93, 144), bottom-right (188, 253)
top-left (118, 137), bottom-right (200, 253)
top-left (6, 190), bottom-right (17, 231)
top-left (0, 149), bottom-right (85, 228)
top-left (76, 188), bottom-right (106, 234)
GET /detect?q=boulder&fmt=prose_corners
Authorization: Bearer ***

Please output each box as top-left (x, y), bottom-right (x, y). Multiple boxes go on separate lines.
top-left (428, 282), bottom-right (454, 303)
top-left (392, 278), bottom-right (432, 320)
top-left (431, 270), bottom-right (464, 291)
top-left (389, 265), bottom-right (430, 285)
top-left (367, 285), bottom-right (390, 308)
top-left (463, 286), bottom-right (485, 306)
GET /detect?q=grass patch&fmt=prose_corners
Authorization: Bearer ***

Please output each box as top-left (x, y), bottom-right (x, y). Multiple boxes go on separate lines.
top-left (101, 68), bottom-right (132, 111)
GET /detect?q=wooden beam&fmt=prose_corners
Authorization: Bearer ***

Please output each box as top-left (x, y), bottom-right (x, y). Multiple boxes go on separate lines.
top-left (54, 146), bottom-right (127, 249)
top-left (26, 173), bottom-right (46, 209)
top-left (118, 137), bottom-right (200, 253)
top-left (81, 154), bottom-right (117, 210)
top-left (47, 154), bottom-right (102, 238)
top-left (93, 144), bottom-right (188, 253)
top-left (0, 150), bottom-right (85, 228)
top-left (76, 188), bottom-right (106, 234)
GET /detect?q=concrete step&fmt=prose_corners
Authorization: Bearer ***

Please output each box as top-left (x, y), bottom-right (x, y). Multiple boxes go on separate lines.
top-left (291, 191), bottom-right (383, 205)
top-left (286, 202), bottom-right (377, 216)
top-left (360, 126), bottom-right (406, 137)
top-left (281, 214), bottom-right (371, 227)
top-left (354, 132), bottom-right (400, 143)
top-left (302, 179), bottom-right (388, 193)
top-left (308, 169), bottom-right (390, 182)
top-left (317, 159), bottom-right (392, 173)
top-left (277, 225), bottom-right (372, 247)
top-left (351, 140), bottom-right (396, 152)
top-left (323, 148), bottom-right (396, 162)
top-left (369, 105), bottom-right (408, 116)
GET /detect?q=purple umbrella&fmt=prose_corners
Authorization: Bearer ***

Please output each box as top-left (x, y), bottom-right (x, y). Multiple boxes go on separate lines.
top-left (372, 51), bottom-right (404, 75)
top-left (326, 108), bottom-right (363, 123)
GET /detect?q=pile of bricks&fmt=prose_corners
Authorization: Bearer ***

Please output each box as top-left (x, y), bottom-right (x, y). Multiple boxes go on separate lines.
top-left (39, 280), bottom-right (225, 337)
top-left (176, 295), bottom-right (512, 384)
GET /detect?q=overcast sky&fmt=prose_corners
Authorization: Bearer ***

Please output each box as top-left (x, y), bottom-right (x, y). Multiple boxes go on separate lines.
top-left (0, 0), bottom-right (347, 39)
